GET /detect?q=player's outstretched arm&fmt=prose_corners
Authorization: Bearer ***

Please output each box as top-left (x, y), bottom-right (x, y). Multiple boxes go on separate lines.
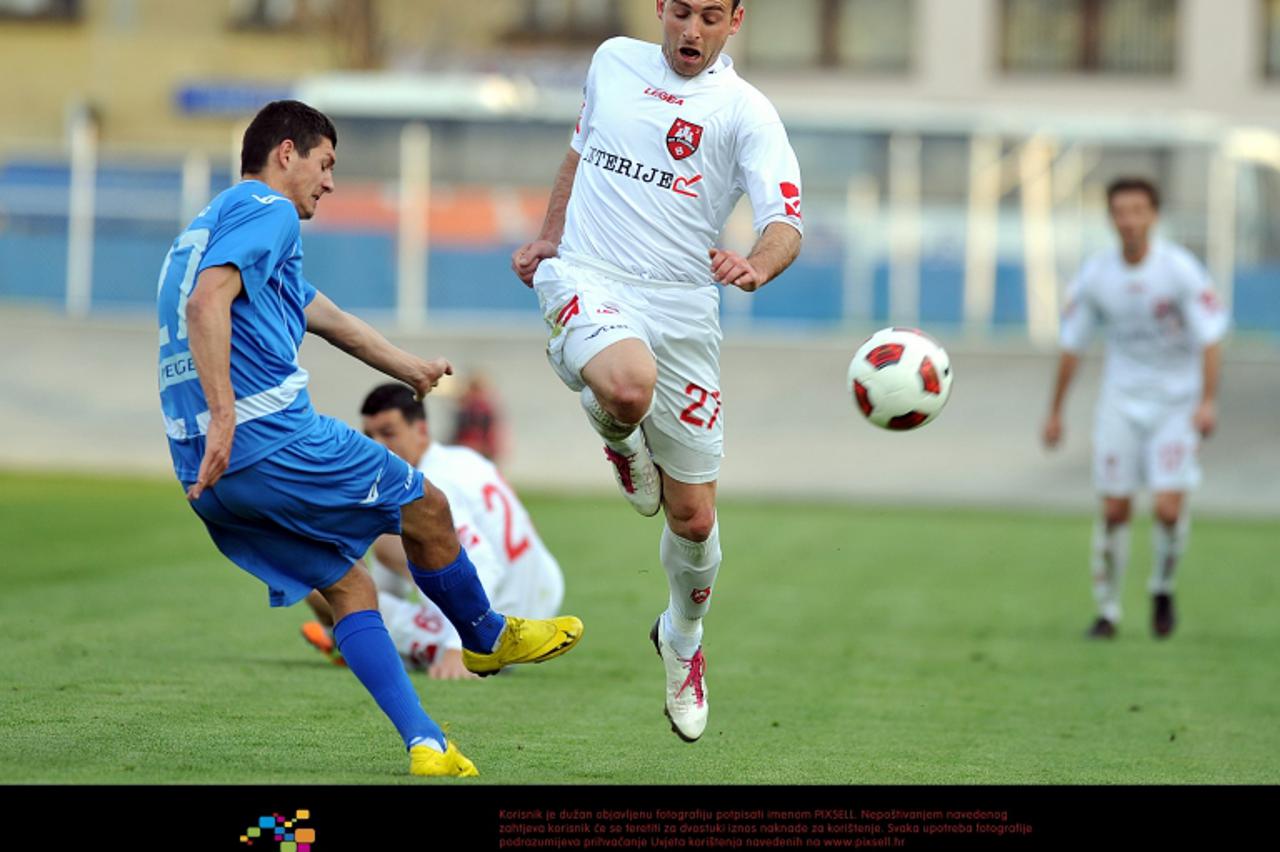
top-left (1043, 352), bottom-right (1080, 449)
top-left (185, 264), bottom-right (244, 500)
top-left (304, 292), bottom-right (452, 400)
top-left (1194, 342), bottom-right (1222, 438)
top-left (512, 149), bottom-right (580, 287)
top-left (709, 221), bottom-right (802, 292)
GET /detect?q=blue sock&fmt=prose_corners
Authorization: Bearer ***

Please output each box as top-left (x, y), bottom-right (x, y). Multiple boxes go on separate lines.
top-left (332, 610), bottom-right (444, 751)
top-left (408, 547), bottom-right (506, 653)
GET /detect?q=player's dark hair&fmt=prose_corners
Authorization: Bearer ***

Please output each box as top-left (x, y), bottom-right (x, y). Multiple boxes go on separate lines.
top-left (1106, 177), bottom-right (1160, 210)
top-left (674, 0), bottom-right (740, 9)
top-left (240, 100), bottom-right (338, 176)
top-left (361, 383), bottom-right (426, 424)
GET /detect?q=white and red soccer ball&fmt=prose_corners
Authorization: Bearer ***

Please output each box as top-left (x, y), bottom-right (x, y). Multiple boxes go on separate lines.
top-left (847, 327), bottom-right (953, 431)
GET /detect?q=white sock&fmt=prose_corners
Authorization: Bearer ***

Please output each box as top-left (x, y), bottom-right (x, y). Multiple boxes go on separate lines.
top-left (660, 521), bottom-right (721, 658)
top-left (1150, 513), bottom-right (1189, 595)
top-left (377, 590), bottom-right (456, 668)
top-left (1091, 518), bottom-right (1131, 623)
top-left (408, 736), bottom-right (445, 752)
top-left (581, 386), bottom-right (636, 444)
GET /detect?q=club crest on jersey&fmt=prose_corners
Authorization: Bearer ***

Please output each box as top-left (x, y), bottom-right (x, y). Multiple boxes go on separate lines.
top-left (1153, 298), bottom-right (1185, 331)
top-left (666, 118), bottom-right (703, 160)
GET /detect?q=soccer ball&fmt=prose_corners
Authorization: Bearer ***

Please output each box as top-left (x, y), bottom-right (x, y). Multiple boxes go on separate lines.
top-left (847, 327), bottom-right (953, 430)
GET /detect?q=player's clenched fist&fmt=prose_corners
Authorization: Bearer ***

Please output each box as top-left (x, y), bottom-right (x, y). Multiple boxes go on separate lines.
top-left (1042, 412), bottom-right (1064, 449)
top-left (512, 239), bottom-right (558, 287)
top-left (709, 248), bottom-right (766, 292)
top-left (406, 357), bottom-right (453, 401)
top-left (1192, 399), bottom-right (1217, 438)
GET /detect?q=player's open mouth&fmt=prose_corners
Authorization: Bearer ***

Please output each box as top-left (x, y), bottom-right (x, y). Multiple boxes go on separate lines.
top-left (679, 47), bottom-right (701, 62)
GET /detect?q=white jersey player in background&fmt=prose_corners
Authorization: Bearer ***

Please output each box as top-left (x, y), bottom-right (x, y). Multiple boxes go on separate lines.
top-left (1043, 177), bottom-right (1228, 640)
top-left (302, 383), bottom-right (565, 679)
top-left (512, 0), bottom-right (802, 742)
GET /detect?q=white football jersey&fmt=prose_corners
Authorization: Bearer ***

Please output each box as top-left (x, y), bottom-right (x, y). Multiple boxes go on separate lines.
top-left (562, 37), bottom-right (803, 285)
top-left (419, 443), bottom-right (563, 625)
top-left (1060, 239), bottom-right (1229, 404)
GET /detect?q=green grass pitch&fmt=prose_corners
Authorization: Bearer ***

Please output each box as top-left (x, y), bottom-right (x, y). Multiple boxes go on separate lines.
top-left (1, 471), bottom-right (1276, 784)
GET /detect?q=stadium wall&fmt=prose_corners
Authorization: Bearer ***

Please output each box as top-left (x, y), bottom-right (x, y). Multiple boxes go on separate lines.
top-left (2, 306), bottom-right (1276, 518)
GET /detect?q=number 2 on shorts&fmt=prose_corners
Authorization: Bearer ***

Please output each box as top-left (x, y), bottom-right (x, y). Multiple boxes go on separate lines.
top-left (679, 382), bottom-right (721, 429)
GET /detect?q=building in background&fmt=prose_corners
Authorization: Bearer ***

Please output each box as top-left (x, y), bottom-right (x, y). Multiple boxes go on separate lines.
top-left (1, 0), bottom-right (1277, 338)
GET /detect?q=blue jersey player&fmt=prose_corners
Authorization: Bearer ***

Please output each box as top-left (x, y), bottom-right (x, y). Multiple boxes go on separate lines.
top-left (156, 100), bottom-right (582, 777)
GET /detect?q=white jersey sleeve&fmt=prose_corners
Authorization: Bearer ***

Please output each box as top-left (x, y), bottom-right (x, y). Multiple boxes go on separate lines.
top-left (366, 550), bottom-right (416, 600)
top-left (737, 110), bottom-right (804, 236)
top-left (1171, 247), bottom-right (1230, 348)
top-left (1059, 262), bottom-right (1100, 353)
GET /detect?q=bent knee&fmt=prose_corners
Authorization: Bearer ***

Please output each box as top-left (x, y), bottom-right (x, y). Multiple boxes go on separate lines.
top-left (402, 482), bottom-right (452, 534)
top-left (599, 379), bottom-right (655, 424)
top-left (1104, 511), bottom-right (1130, 528)
top-left (417, 481), bottom-right (451, 515)
top-left (667, 506), bottom-right (717, 542)
top-left (1152, 494), bottom-right (1183, 527)
top-left (1102, 501), bottom-right (1131, 527)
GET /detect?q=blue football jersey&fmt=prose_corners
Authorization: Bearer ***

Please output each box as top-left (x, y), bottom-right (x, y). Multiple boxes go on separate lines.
top-left (157, 180), bottom-right (319, 481)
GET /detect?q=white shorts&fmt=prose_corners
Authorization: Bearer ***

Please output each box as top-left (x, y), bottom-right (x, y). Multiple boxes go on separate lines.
top-left (532, 252), bottom-right (723, 484)
top-left (1093, 396), bottom-right (1202, 496)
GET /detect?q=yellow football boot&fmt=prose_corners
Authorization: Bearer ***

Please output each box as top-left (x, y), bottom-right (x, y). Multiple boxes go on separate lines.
top-left (409, 740), bottom-right (479, 777)
top-left (462, 615), bottom-right (583, 676)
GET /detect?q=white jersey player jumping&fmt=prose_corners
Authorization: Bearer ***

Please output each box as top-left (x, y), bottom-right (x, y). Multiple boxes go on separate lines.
top-left (512, 0), bottom-right (803, 742)
top-left (302, 384), bottom-right (564, 680)
top-left (1043, 177), bottom-right (1228, 640)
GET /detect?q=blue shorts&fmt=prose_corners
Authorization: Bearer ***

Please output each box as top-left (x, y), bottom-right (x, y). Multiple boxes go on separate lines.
top-left (185, 415), bottom-right (425, 607)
